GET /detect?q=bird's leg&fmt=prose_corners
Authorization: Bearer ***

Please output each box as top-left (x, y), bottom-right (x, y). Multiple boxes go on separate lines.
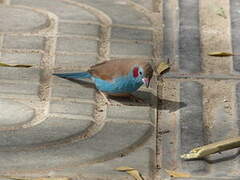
top-left (129, 94), bottom-right (144, 103)
top-left (99, 91), bottom-right (111, 105)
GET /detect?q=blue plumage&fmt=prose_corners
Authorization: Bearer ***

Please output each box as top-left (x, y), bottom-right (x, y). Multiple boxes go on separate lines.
top-left (92, 74), bottom-right (143, 94)
top-left (54, 71), bottom-right (143, 94)
top-left (53, 72), bottom-right (91, 79)
top-left (53, 59), bottom-right (153, 96)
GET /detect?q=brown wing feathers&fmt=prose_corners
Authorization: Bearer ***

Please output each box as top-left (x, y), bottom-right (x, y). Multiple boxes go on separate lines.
top-left (88, 59), bottom-right (151, 81)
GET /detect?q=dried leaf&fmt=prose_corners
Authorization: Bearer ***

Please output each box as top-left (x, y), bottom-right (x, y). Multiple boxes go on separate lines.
top-left (14, 64), bottom-right (32, 68)
top-left (208, 52), bottom-right (233, 57)
top-left (0, 62), bottom-right (11, 67)
top-left (0, 62), bottom-right (32, 68)
top-left (156, 62), bottom-right (170, 75)
top-left (116, 166), bottom-right (143, 180)
top-left (116, 166), bottom-right (136, 171)
top-left (127, 170), bottom-right (143, 180)
top-left (164, 169), bottom-right (191, 178)
top-left (216, 7), bottom-right (227, 19)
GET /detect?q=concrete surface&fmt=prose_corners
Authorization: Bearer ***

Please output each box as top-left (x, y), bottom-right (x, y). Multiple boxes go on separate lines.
top-left (0, 0), bottom-right (239, 180)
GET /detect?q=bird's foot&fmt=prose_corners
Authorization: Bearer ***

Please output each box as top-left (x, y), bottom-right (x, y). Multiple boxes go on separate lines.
top-left (129, 94), bottom-right (144, 103)
top-left (99, 91), bottom-right (111, 105)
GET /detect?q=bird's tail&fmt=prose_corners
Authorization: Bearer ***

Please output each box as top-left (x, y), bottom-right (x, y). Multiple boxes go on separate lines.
top-left (53, 72), bottom-right (91, 79)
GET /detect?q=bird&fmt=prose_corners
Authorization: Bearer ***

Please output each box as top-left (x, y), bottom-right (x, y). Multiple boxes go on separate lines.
top-left (53, 59), bottom-right (154, 103)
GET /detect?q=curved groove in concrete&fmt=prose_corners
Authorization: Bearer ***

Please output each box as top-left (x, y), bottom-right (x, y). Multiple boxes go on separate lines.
top-left (0, 99), bottom-right (35, 128)
top-left (0, 1), bottom-right (157, 177)
top-left (0, 120), bottom-right (93, 151)
top-left (0, 124), bottom-right (154, 175)
top-left (58, 0), bottom-right (112, 142)
top-left (61, 0), bottom-right (112, 25)
top-left (125, 0), bottom-right (162, 59)
top-left (0, 5), bottom-right (57, 35)
top-left (0, 0), bottom-right (112, 144)
top-left (0, 7), bottom-right (58, 131)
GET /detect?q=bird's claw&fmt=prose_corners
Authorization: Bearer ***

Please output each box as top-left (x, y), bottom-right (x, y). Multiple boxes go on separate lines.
top-left (105, 99), bottom-right (112, 105)
top-left (129, 94), bottom-right (145, 103)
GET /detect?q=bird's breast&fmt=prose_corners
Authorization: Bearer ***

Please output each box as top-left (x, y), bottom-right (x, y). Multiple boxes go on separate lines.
top-left (92, 76), bottom-right (143, 94)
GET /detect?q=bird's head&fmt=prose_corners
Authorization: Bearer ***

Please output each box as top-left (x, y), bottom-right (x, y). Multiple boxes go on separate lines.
top-left (131, 62), bottom-right (153, 88)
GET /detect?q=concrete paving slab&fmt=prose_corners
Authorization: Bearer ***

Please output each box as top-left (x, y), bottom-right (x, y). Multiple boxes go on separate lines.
top-left (74, 0), bottom-right (151, 26)
top-left (0, 1), bottom-right (155, 178)
top-left (11, 0), bottom-right (98, 22)
top-left (55, 55), bottom-right (97, 67)
top-left (0, 67), bottom-right (40, 81)
top-left (0, 117), bottom-right (91, 147)
top-left (58, 23), bottom-right (99, 36)
top-left (0, 82), bottom-right (39, 97)
top-left (0, 99), bottom-right (35, 126)
top-left (56, 37), bottom-right (98, 53)
top-left (111, 26), bottom-right (152, 41)
top-left (158, 0), bottom-right (240, 179)
top-left (231, 0), bottom-right (240, 73)
top-left (1, 53), bottom-right (42, 66)
top-left (52, 78), bottom-right (96, 101)
top-left (3, 36), bottom-right (45, 50)
top-left (0, 0), bottom-right (240, 179)
top-left (107, 105), bottom-right (152, 122)
top-left (111, 41), bottom-right (152, 56)
top-left (0, 122), bottom-right (153, 174)
top-left (0, 6), bottom-right (49, 33)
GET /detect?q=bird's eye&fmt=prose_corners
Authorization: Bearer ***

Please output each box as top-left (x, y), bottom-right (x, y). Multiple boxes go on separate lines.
top-left (139, 71), bottom-right (142, 75)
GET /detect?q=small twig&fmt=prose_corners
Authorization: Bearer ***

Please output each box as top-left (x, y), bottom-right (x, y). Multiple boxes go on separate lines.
top-left (0, 62), bottom-right (32, 68)
top-left (181, 137), bottom-right (240, 160)
top-left (158, 129), bottom-right (170, 135)
top-left (208, 51), bottom-right (240, 57)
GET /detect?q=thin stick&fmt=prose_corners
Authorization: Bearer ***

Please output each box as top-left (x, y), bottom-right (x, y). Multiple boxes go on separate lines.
top-left (181, 137), bottom-right (240, 160)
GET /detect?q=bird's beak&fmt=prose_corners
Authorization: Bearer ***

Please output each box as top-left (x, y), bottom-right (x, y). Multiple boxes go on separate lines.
top-left (142, 78), bottom-right (150, 88)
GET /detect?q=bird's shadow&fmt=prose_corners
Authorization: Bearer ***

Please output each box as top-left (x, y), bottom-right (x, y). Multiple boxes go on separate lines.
top-left (183, 149), bottom-right (240, 164)
top-left (203, 149), bottom-right (240, 164)
top-left (62, 78), bottom-right (186, 112)
top-left (111, 91), bottom-right (186, 112)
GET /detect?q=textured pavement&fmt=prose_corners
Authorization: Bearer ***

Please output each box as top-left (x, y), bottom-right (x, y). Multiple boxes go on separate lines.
top-left (0, 0), bottom-right (240, 180)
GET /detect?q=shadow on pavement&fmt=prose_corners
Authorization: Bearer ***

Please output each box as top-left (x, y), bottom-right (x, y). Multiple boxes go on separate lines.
top-left (204, 150), bottom-right (240, 164)
top-left (60, 77), bottom-right (186, 112)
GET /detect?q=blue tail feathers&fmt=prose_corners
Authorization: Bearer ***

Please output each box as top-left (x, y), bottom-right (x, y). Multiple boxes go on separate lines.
top-left (53, 72), bottom-right (91, 79)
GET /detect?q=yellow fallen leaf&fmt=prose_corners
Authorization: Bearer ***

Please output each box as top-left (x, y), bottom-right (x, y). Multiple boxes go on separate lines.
top-left (116, 166), bottom-right (143, 180)
top-left (0, 62), bottom-right (32, 68)
top-left (216, 7), bottom-right (227, 19)
top-left (157, 62), bottom-right (170, 75)
top-left (164, 169), bottom-right (191, 178)
top-left (208, 52), bottom-right (233, 57)
top-left (127, 170), bottom-right (143, 180)
top-left (116, 166), bottom-right (136, 171)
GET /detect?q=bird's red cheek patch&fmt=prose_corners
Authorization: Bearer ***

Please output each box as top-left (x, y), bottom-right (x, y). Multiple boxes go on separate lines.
top-left (133, 67), bottom-right (139, 78)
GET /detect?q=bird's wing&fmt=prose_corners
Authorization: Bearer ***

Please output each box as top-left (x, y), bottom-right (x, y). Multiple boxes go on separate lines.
top-left (88, 59), bottom-right (145, 81)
